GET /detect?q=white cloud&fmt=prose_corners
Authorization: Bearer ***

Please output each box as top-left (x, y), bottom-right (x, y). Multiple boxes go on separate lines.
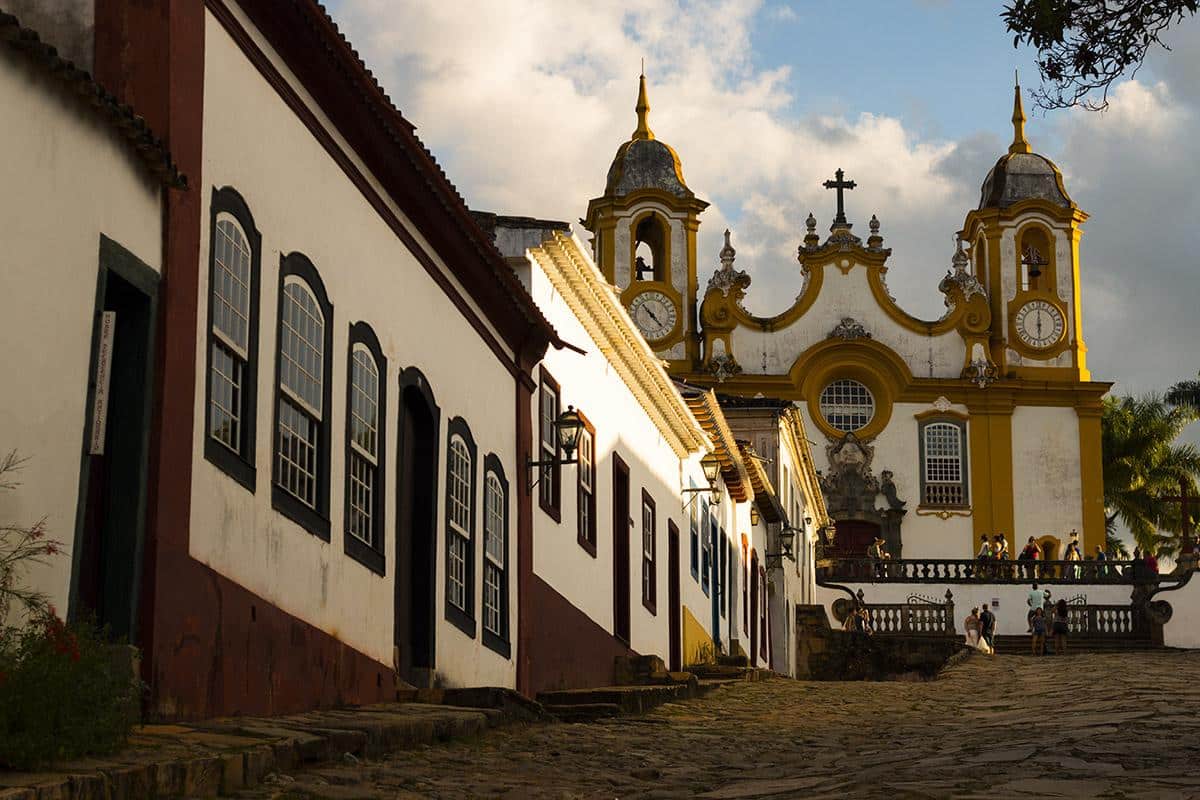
top-left (332, 0), bottom-right (1200, 406)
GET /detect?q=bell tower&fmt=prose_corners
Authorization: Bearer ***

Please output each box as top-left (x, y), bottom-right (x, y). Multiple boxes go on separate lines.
top-left (961, 77), bottom-right (1090, 382)
top-left (583, 73), bottom-right (709, 369)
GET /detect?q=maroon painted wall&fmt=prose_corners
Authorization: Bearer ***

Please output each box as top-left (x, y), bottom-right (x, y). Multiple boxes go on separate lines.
top-left (527, 575), bottom-right (636, 695)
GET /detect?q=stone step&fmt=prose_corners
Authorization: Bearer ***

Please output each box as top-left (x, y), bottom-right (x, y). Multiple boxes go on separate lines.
top-left (686, 664), bottom-right (770, 681)
top-left (542, 703), bottom-right (623, 722)
top-left (536, 683), bottom-right (695, 715)
top-left (991, 636), bottom-right (1157, 654)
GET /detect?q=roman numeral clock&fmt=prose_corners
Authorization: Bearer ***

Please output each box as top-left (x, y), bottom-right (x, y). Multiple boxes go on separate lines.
top-left (1013, 299), bottom-right (1064, 349)
top-left (628, 290), bottom-right (679, 344)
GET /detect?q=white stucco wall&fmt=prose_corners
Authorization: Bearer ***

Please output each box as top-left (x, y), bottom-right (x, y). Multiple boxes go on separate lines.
top-left (0, 47), bottom-right (162, 620)
top-left (1162, 576), bottom-right (1200, 649)
top-left (189, 10), bottom-right (518, 688)
top-left (1011, 406), bottom-right (1083, 545)
top-left (730, 262), bottom-right (966, 379)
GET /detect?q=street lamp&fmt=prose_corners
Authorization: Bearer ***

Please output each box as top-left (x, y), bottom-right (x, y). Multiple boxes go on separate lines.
top-left (682, 452), bottom-right (722, 508)
top-left (526, 405), bottom-right (583, 490)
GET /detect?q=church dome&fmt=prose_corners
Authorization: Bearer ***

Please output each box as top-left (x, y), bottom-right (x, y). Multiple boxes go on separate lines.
top-left (978, 80), bottom-right (1073, 210)
top-left (604, 74), bottom-right (694, 199)
top-left (979, 151), bottom-right (1071, 209)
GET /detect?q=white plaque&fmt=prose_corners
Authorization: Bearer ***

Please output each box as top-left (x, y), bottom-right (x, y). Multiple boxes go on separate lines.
top-left (89, 311), bottom-right (116, 455)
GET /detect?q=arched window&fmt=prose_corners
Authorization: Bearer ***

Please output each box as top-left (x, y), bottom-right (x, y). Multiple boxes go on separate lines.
top-left (272, 253), bottom-right (333, 539)
top-left (345, 323), bottom-right (386, 574)
top-left (205, 187), bottom-right (261, 490)
top-left (633, 213), bottom-right (669, 282)
top-left (1019, 227), bottom-right (1051, 291)
top-left (445, 418), bottom-right (476, 636)
top-left (482, 456), bottom-right (509, 657)
top-left (819, 379), bottom-right (875, 433)
top-left (920, 419), bottom-right (968, 508)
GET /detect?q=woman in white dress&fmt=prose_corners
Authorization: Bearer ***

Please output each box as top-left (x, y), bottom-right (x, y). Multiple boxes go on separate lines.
top-left (964, 608), bottom-right (982, 648)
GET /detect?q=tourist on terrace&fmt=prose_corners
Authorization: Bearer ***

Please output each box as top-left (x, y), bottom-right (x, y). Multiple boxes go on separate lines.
top-left (868, 536), bottom-right (888, 578)
top-left (1052, 598), bottom-right (1070, 654)
top-left (1065, 531), bottom-right (1083, 579)
top-left (1030, 608), bottom-right (1047, 655)
top-left (1019, 537), bottom-right (1041, 579)
top-left (1095, 545), bottom-right (1108, 578)
top-left (964, 607), bottom-right (981, 648)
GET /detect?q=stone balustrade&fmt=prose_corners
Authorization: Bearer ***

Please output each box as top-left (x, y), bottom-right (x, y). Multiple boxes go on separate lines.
top-left (821, 558), bottom-right (1155, 585)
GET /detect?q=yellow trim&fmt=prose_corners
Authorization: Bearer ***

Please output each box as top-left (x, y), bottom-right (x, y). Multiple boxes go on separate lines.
top-left (791, 338), bottom-right (912, 441)
top-left (1077, 407), bottom-right (1105, 554)
top-left (968, 401), bottom-right (1015, 555)
top-left (913, 408), bottom-right (969, 423)
top-left (681, 605), bottom-right (713, 667)
top-left (916, 507), bottom-right (973, 520)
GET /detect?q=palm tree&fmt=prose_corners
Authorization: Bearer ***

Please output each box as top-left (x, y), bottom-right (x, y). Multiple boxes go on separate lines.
top-left (1101, 395), bottom-right (1200, 556)
top-left (1166, 373), bottom-right (1200, 415)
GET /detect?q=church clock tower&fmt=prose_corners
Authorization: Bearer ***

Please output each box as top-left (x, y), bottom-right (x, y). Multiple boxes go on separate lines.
top-left (583, 74), bottom-right (709, 369)
top-left (961, 78), bottom-right (1091, 382)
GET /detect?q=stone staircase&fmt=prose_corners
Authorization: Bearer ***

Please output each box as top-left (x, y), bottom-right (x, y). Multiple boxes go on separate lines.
top-left (537, 654), bottom-right (766, 722)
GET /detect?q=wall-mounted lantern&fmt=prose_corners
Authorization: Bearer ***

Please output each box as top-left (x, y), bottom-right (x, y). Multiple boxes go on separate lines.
top-left (526, 405), bottom-right (583, 491)
top-left (682, 452), bottom-right (722, 509)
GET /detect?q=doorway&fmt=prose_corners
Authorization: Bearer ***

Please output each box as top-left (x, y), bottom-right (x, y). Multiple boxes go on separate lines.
top-left (749, 550), bottom-right (759, 668)
top-left (667, 521), bottom-right (681, 671)
top-left (72, 237), bottom-right (158, 643)
top-left (830, 519), bottom-right (880, 559)
top-left (612, 454), bottom-right (631, 644)
top-left (395, 368), bottom-right (439, 687)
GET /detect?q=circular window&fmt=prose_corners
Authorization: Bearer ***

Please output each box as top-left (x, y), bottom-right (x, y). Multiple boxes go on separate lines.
top-left (819, 379), bottom-right (875, 433)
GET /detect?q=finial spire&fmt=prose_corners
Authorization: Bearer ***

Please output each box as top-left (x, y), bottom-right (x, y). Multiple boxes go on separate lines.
top-left (633, 69), bottom-right (655, 141)
top-left (719, 229), bottom-right (736, 269)
top-left (1010, 70), bottom-right (1031, 154)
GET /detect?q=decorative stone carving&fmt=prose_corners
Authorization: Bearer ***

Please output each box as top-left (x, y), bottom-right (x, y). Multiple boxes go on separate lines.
top-left (819, 433), bottom-right (907, 559)
top-left (705, 353), bottom-right (743, 383)
top-left (932, 396), bottom-right (953, 413)
top-left (706, 229), bottom-right (752, 298)
top-left (963, 356), bottom-right (999, 389)
top-left (939, 238), bottom-right (987, 305)
top-left (829, 317), bottom-right (871, 341)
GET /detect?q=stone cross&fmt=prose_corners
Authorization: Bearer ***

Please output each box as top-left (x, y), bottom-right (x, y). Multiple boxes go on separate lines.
top-left (823, 168), bottom-right (856, 226)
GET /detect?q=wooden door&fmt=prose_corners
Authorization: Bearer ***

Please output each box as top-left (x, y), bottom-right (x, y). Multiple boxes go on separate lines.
top-left (749, 551), bottom-right (759, 667)
top-left (830, 520), bottom-right (880, 559)
top-left (612, 454), bottom-right (631, 644)
top-left (668, 522), bottom-right (681, 671)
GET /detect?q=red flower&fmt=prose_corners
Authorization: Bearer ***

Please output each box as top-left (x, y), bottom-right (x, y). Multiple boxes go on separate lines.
top-left (44, 542), bottom-right (59, 555)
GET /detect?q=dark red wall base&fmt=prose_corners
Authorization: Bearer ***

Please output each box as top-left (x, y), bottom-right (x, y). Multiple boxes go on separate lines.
top-left (148, 557), bottom-right (394, 721)
top-left (526, 575), bottom-right (636, 696)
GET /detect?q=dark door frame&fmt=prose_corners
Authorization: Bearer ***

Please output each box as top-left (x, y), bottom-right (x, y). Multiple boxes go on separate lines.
top-left (68, 235), bottom-right (159, 642)
top-left (667, 521), bottom-right (681, 671)
top-left (395, 367), bottom-right (440, 685)
top-left (612, 453), bottom-right (631, 645)
top-left (749, 550), bottom-right (760, 668)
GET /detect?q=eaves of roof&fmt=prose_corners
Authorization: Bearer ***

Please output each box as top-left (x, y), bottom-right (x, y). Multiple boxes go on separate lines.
top-left (678, 385), bottom-right (750, 503)
top-left (738, 440), bottom-right (786, 524)
top-left (0, 11), bottom-right (185, 188)
top-left (528, 232), bottom-right (710, 459)
top-left (235, 0), bottom-right (563, 357)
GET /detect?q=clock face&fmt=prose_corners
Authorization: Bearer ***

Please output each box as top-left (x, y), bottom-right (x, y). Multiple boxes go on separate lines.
top-left (628, 291), bottom-right (677, 343)
top-left (1014, 300), bottom-right (1065, 349)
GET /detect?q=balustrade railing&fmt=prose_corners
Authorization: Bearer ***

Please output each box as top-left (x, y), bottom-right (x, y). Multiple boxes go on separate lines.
top-left (864, 603), bottom-right (955, 635)
top-left (822, 558), bottom-right (1153, 585)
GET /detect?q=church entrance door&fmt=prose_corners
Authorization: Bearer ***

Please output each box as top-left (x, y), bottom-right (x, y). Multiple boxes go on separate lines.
top-left (830, 520), bottom-right (880, 559)
top-left (612, 454), bottom-right (631, 644)
top-left (73, 249), bottom-right (158, 644)
top-left (395, 369), bottom-right (439, 687)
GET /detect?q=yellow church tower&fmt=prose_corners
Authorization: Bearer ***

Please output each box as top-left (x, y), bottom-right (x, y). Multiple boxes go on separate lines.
top-left (583, 73), bottom-right (709, 370)
top-left (961, 77), bottom-right (1091, 383)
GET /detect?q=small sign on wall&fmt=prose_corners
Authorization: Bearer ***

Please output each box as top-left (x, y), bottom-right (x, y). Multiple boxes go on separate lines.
top-left (89, 311), bottom-right (116, 456)
top-left (991, 597), bottom-right (1000, 608)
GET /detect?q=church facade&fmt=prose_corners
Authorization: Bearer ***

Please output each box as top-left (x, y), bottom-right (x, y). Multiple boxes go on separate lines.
top-left (585, 77), bottom-right (1110, 562)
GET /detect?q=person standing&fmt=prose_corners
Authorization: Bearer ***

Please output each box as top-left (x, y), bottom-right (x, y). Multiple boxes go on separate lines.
top-left (1020, 537), bottom-right (1041, 579)
top-left (1065, 531), bottom-right (1082, 579)
top-left (1094, 545), bottom-right (1108, 578)
top-left (964, 607), bottom-right (982, 649)
top-left (979, 603), bottom-right (996, 652)
top-left (1052, 598), bottom-right (1070, 654)
top-left (1026, 583), bottom-right (1043, 632)
top-left (1031, 608), bottom-right (1047, 656)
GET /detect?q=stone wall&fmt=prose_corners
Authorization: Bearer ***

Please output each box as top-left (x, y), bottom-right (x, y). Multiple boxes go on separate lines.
top-left (795, 604), bottom-right (962, 680)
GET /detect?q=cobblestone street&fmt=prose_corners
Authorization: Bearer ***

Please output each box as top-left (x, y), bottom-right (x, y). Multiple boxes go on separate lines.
top-left (240, 651), bottom-right (1200, 799)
